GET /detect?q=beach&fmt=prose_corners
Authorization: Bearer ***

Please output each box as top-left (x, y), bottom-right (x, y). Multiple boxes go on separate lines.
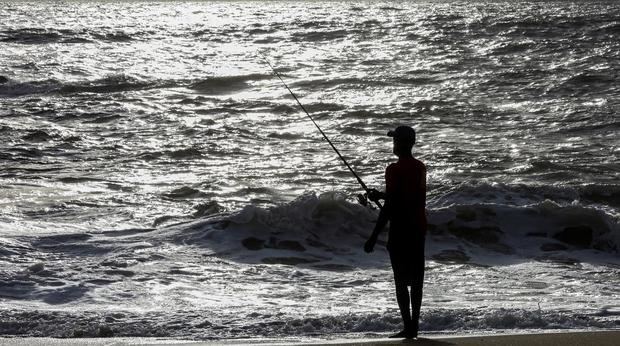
top-left (2, 331), bottom-right (620, 345)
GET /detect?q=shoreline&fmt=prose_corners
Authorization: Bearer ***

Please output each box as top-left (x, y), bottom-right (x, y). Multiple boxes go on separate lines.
top-left (1, 330), bottom-right (619, 345)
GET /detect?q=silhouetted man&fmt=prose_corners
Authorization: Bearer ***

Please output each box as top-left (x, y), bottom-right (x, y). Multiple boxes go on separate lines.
top-left (364, 125), bottom-right (427, 339)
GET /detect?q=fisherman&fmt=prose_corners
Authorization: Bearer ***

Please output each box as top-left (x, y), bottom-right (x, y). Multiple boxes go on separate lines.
top-left (364, 125), bottom-right (427, 339)
top-left (261, 56), bottom-right (427, 338)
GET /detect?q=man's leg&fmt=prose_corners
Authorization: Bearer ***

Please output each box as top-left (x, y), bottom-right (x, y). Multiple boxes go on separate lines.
top-left (395, 278), bottom-right (412, 331)
top-left (410, 238), bottom-right (426, 337)
top-left (410, 276), bottom-right (423, 336)
top-left (389, 250), bottom-right (414, 338)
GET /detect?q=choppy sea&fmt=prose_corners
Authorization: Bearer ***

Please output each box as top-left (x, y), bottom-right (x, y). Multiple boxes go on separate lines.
top-left (0, 0), bottom-right (618, 340)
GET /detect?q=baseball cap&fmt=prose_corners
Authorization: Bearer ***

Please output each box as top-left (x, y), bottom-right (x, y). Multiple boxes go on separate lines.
top-left (387, 125), bottom-right (416, 143)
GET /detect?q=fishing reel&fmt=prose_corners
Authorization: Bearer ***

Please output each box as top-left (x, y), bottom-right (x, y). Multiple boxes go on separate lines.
top-left (357, 189), bottom-right (383, 210)
top-left (357, 193), bottom-right (369, 207)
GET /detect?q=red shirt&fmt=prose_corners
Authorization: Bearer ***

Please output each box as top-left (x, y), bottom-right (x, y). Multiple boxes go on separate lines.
top-left (385, 156), bottom-right (427, 244)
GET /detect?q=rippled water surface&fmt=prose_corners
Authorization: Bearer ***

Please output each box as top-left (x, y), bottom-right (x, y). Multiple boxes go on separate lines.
top-left (0, 0), bottom-right (618, 340)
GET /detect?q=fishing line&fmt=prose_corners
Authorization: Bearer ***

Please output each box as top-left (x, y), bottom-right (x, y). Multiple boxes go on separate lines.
top-left (259, 52), bottom-right (382, 210)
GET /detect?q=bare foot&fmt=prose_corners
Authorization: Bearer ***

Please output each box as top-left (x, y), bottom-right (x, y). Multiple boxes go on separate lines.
top-left (388, 329), bottom-right (416, 339)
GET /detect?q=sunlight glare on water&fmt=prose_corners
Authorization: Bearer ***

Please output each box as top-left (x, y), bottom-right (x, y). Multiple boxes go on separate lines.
top-left (0, 0), bottom-right (618, 340)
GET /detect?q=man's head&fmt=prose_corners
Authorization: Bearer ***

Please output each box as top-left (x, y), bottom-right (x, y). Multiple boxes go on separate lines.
top-left (387, 125), bottom-right (416, 157)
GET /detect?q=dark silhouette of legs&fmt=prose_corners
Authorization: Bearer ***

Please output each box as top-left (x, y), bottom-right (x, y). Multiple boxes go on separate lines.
top-left (389, 236), bottom-right (426, 339)
top-left (410, 238), bottom-right (426, 337)
top-left (396, 281), bottom-right (411, 327)
top-left (390, 278), bottom-right (414, 338)
top-left (410, 265), bottom-right (424, 336)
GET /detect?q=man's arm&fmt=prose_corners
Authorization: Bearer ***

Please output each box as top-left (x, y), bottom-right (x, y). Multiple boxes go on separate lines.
top-left (364, 166), bottom-right (394, 253)
top-left (364, 202), bottom-right (390, 253)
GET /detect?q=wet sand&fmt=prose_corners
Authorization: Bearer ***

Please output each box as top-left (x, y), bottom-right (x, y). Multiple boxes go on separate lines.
top-left (1, 330), bottom-right (619, 345)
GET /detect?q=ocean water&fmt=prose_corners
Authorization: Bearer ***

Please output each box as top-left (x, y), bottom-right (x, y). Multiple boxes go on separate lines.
top-left (1, 0), bottom-right (619, 340)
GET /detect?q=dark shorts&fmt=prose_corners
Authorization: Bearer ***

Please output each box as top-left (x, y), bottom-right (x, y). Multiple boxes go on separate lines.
top-left (388, 236), bottom-right (426, 286)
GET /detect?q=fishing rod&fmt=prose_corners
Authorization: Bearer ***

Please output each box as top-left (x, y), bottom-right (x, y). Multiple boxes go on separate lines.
top-left (259, 53), bottom-right (382, 210)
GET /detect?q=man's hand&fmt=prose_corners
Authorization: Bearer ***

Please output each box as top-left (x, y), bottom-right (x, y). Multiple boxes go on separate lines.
top-left (367, 188), bottom-right (384, 203)
top-left (364, 235), bottom-right (377, 253)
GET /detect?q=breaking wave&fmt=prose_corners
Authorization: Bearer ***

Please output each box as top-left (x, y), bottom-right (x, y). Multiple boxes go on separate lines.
top-left (7, 186), bottom-right (613, 270)
top-left (0, 307), bottom-right (616, 338)
top-left (148, 189), bottom-right (619, 267)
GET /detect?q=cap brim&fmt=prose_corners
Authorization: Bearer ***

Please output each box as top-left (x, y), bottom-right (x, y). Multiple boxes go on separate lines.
top-left (387, 130), bottom-right (395, 137)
